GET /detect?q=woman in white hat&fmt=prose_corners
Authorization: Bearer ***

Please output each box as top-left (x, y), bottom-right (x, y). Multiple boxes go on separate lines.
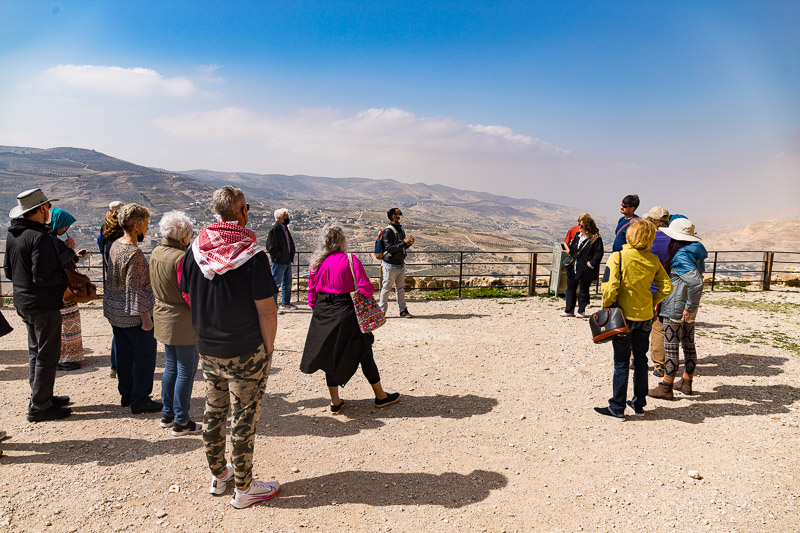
top-left (648, 217), bottom-right (707, 400)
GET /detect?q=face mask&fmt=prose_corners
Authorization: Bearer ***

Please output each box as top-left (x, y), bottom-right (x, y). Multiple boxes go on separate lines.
top-left (137, 233), bottom-right (144, 243)
top-left (44, 208), bottom-right (52, 226)
top-left (283, 217), bottom-right (290, 225)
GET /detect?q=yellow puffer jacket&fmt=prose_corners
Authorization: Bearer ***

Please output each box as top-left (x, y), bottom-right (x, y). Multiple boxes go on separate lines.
top-left (601, 244), bottom-right (673, 322)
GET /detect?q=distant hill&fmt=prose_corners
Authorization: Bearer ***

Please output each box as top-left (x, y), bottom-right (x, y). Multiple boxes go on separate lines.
top-left (701, 219), bottom-right (800, 252)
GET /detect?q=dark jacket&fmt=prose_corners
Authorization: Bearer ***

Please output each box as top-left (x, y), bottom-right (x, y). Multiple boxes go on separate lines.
top-left (3, 218), bottom-right (68, 311)
top-left (53, 234), bottom-right (78, 272)
top-left (266, 222), bottom-right (295, 265)
top-left (567, 233), bottom-right (604, 280)
top-left (381, 223), bottom-right (408, 266)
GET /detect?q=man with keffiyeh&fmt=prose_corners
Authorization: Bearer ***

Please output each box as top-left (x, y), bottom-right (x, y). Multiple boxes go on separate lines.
top-left (179, 186), bottom-right (282, 509)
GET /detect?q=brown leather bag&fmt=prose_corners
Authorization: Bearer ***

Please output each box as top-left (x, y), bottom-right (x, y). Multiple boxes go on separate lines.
top-left (63, 269), bottom-right (97, 304)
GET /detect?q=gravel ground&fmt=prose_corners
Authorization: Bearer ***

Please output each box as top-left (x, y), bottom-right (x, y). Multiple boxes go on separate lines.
top-left (0, 289), bottom-right (798, 532)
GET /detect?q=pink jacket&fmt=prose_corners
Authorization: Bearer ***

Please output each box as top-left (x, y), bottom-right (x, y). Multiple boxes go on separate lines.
top-left (307, 252), bottom-right (374, 307)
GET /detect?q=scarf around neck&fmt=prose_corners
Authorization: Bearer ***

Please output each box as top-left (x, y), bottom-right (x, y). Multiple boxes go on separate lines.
top-left (192, 221), bottom-right (263, 280)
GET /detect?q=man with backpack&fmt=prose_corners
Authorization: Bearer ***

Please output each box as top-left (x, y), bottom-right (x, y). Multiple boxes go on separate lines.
top-left (376, 208), bottom-right (414, 317)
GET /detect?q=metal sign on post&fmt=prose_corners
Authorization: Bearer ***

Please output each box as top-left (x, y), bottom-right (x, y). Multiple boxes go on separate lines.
top-left (549, 242), bottom-right (569, 295)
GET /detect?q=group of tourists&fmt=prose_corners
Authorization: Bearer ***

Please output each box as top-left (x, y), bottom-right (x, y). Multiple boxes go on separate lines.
top-left (1, 186), bottom-right (407, 506)
top-left (558, 194), bottom-right (708, 421)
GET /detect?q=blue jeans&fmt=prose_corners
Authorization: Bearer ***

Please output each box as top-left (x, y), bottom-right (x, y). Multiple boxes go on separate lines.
top-left (112, 325), bottom-right (158, 410)
top-left (272, 262), bottom-right (293, 306)
top-left (161, 344), bottom-right (200, 425)
top-left (609, 319), bottom-right (652, 415)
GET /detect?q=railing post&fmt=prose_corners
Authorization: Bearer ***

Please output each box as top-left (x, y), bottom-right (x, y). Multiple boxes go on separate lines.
top-left (295, 253), bottom-right (300, 303)
top-left (763, 251), bottom-right (774, 291)
top-left (711, 252), bottom-right (718, 291)
top-left (458, 252), bottom-right (464, 298)
top-left (527, 252), bottom-right (536, 296)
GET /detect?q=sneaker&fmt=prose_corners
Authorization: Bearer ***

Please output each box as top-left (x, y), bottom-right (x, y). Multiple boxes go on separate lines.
top-left (625, 401), bottom-right (644, 416)
top-left (131, 399), bottom-right (163, 414)
top-left (652, 367), bottom-right (665, 378)
top-left (330, 400), bottom-right (345, 415)
top-left (575, 312), bottom-right (588, 319)
top-left (209, 464), bottom-right (235, 495)
top-left (27, 406), bottom-right (72, 422)
top-left (230, 479), bottom-right (280, 509)
top-left (110, 369), bottom-right (117, 379)
top-left (375, 392), bottom-right (400, 408)
top-left (160, 416), bottom-right (174, 428)
top-left (399, 308), bottom-right (413, 318)
top-left (172, 420), bottom-right (203, 437)
top-left (278, 305), bottom-right (287, 314)
top-left (593, 406), bottom-right (625, 421)
top-left (560, 312), bottom-right (575, 317)
top-left (283, 302), bottom-right (297, 309)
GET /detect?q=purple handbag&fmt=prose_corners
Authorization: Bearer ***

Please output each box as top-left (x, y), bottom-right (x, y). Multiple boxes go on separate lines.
top-left (347, 253), bottom-right (386, 333)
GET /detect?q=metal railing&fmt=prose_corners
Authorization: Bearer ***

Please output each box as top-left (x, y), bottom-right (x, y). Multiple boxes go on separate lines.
top-left (2, 248), bottom-right (799, 303)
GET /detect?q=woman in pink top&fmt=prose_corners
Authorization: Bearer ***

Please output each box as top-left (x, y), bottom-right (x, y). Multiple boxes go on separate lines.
top-left (300, 226), bottom-right (400, 414)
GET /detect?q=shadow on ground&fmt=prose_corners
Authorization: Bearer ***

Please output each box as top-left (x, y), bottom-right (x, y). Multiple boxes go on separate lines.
top-left (257, 393), bottom-right (498, 438)
top-left (698, 353), bottom-right (787, 377)
top-left (274, 469), bottom-right (507, 509)
top-left (1, 436), bottom-right (201, 465)
top-left (635, 384), bottom-right (800, 424)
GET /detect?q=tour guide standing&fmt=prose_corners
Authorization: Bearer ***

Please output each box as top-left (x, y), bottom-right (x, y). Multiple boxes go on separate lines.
top-left (4, 188), bottom-right (72, 422)
top-left (179, 186), bottom-right (281, 509)
top-left (378, 208), bottom-right (414, 317)
top-left (266, 207), bottom-right (296, 311)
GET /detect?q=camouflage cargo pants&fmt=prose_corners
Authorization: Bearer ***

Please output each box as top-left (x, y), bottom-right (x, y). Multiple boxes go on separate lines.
top-left (201, 344), bottom-right (272, 490)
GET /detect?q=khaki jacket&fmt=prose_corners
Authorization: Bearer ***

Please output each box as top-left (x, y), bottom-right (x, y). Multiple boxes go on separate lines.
top-left (149, 238), bottom-right (195, 346)
top-left (601, 244), bottom-right (673, 322)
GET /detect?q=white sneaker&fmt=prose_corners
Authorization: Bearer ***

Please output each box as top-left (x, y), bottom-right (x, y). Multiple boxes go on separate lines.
top-left (230, 479), bottom-right (280, 508)
top-left (209, 464), bottom-right (235, 495)
top-left (575, 312), bottom-right (588, 319)
top-left (560, 312), bottom-right (574, 317)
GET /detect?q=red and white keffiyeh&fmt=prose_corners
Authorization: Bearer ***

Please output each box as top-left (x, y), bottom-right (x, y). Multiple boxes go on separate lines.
top-left (192, 221), bottom-right (263, 280)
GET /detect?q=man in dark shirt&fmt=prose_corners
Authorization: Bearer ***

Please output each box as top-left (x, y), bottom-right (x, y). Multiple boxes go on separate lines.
top-left (378, 207), bottom-right (414, 317)
top-left (179, 186), bottom-right (281, 509)
top-left (266, 207), bottom-right (296, 311)
top-left (4, 188), bottom-right (71, 422)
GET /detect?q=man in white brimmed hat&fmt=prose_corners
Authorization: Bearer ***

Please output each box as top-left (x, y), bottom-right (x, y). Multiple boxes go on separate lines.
top-left (4, 188), bottom-right (73, 422)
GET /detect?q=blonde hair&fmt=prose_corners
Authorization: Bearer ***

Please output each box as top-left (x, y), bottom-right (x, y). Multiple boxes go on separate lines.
top-left (103, 204), bottom-right (124, 241)
top-left (626, 219), bottom-right (656, 250)
top-left (117, 203), bottom-right (151, 233)
top-left (577, 213), bottom-right (600, 243)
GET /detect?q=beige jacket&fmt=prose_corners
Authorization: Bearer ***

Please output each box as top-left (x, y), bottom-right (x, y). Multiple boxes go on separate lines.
top-left (149, 238), bottom-right (195, 346)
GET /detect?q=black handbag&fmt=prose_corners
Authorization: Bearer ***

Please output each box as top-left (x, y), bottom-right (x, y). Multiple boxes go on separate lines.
top-left (562, 255), bottom-right (574, 268)
top-left (590, 252), bottom-right (629, 343)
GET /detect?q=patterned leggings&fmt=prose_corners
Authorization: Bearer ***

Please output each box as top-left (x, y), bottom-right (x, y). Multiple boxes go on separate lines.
top-left (663, 319), bottom-right (697, 379)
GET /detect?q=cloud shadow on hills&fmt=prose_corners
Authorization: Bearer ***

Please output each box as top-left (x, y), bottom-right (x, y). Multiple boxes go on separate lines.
top-left (631, 383), bottom-right (800, 424)
top-left (697, 353), bottom-right (787, 377)
top-left (273, 469), bottom-right (507, 509)
top-left (257, 393), bottom-right (498, 438)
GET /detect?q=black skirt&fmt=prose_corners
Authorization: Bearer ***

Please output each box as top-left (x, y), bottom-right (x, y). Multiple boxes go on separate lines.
top-left (300, 293), bottom-right (374, 387)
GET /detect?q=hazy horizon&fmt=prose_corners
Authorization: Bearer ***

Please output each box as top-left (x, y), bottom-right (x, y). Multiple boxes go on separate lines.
top-left (1, 2), bottom-right (798, 217)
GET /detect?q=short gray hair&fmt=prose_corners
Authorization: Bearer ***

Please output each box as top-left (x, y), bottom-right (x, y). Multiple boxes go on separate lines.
top-left (212, 186), bottom-right (245, 220)
top-left (158, 210), bottom-right (193, 241)
top-left (274, 208), bottom-right (289, 221)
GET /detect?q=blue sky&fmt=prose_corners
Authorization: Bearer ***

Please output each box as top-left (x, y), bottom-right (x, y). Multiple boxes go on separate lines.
top-left (1, 1), bottom-right (798, 216)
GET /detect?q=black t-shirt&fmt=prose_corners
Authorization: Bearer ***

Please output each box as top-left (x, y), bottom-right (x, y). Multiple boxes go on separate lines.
top-left (179, 249), bottom-right (277, 358)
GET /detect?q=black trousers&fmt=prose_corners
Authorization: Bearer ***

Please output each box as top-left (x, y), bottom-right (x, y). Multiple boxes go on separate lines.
top-left (565, 273), bottom-right (594, 314)
top-left (325, 351), bottom-right (381, 387)
top-left (17, 307), bottom-right (62, 413)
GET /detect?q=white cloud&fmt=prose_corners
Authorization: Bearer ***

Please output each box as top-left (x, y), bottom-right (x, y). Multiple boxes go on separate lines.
top-left (37, 64), bottom-right (197, 97)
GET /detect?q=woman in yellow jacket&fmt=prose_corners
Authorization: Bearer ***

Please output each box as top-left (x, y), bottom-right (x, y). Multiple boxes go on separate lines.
top-left (594, 219), bottom-right (673, 420)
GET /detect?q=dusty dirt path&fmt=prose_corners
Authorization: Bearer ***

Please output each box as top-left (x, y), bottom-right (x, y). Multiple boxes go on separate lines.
top-left (0, 289), bottom-right (798, 532)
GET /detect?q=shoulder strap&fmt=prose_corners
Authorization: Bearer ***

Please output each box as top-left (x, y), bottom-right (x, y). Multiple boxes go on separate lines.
top-left (385, 225), bottom-right (398, 235)
top-left (616, 219), bottom-right (634, 236)
top-left (347, 253), bottom-right (357, 287)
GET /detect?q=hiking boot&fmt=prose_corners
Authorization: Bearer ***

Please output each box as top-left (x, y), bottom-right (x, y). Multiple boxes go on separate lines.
top-left (160, 416), bottom-right (174, 429)
top-left (27, 406), bottom-right (72, 422)
top-left (626, 400), bottom-right (644, 416)
top-left (172, 420), bottom-right (203, 437)
top-left (209, 464), bottom-right (235, 495)
top-left (230, 479), bottom-right (280, 509)
top-left (375, 392), bottom-right (400, 408)
top-left (593, 406), bottom-right (625, 421)
top-left (647, 382), bottom-right (674, 400)
top-left (673, 378), bottom-right (693, 396)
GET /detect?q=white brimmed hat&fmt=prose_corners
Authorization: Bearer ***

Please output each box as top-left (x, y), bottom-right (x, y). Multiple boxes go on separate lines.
top-left (661, 217), bottom-right (701, 242)
top-left (9, 188), bottom-right (60, 219)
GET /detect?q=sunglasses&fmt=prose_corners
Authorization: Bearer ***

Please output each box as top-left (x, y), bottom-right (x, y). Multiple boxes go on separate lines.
top-left (244, 204), bottom-right (251, 212)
